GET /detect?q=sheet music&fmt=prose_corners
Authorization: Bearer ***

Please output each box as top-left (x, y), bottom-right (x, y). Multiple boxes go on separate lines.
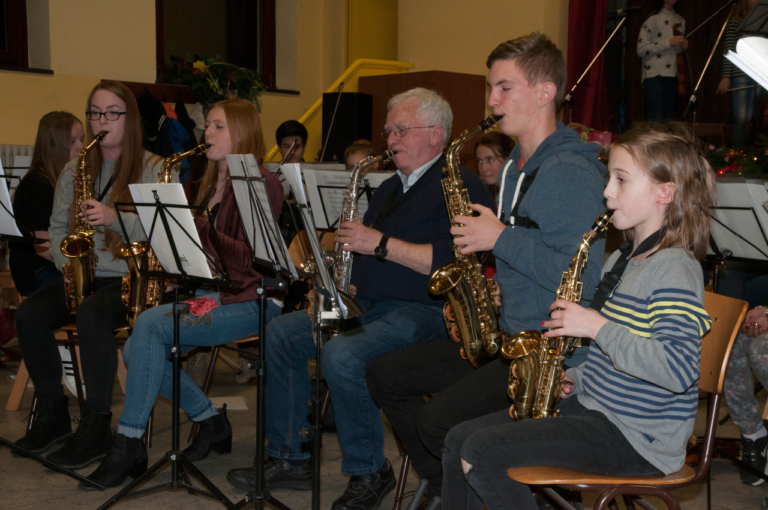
top-left (0, 160), bottom-right (22, 237)
top-left (710, 177), bottom-right (768, 260)
top-left (263, 162), bottom-right (346, 198)
top-left (128, 183), bottom-right (213, 279)
top-left (227, 154), bottom-right (298, 280)
top-left (303, 169), bottom-right (395, 229)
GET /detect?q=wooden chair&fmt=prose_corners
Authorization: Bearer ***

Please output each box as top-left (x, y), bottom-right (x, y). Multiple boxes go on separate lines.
top-left (505, 291), bottom-right (747, 510)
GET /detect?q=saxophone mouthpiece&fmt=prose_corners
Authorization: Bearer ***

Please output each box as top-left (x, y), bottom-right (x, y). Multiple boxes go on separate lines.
top-left (381, 150), bottom-right (395, 162)
top-left (204, 143), bottom-right (212, 149)
top-left (479, 115), bottom-right (502, 131)
top-left (194, 144), bottom-right (207, 154)
top-left (95, 131), bottom-right (108, 141)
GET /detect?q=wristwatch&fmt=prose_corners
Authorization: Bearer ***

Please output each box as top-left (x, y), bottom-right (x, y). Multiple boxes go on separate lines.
top-left (375, 235), bottom-right (390, 262)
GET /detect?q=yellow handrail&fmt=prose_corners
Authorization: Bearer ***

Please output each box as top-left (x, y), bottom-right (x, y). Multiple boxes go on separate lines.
top-left (266, 58), bottom-right (415, 162)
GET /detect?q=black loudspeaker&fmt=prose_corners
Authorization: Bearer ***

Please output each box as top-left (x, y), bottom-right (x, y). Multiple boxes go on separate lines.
top-left (321, 92), bottom-right (373, 163)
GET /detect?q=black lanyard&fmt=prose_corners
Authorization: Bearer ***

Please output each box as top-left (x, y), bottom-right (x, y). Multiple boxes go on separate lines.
top-left (96, 175), bottom-right (115, 203)
top-left (590, 229), bottom-right (665, 312)
top-left (369, 159), bottom-right (441, 230)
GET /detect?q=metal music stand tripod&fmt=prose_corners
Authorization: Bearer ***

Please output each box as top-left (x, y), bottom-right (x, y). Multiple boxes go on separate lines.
top-left (97, 192), bottom-right (241, 509)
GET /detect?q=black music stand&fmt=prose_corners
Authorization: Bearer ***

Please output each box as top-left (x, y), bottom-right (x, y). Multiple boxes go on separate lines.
top-left (0, 174), bottom-right (47, 244)
top-left (96, 193), bottom-right (241, 509)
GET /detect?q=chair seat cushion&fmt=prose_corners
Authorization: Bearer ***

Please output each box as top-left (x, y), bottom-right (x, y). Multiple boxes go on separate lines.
top-left (507, 465), bottom-right (695, 486)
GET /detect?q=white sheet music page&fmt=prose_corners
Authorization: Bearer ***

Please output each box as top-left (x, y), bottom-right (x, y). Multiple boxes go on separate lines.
top-left (303, 168), bottom-right (395, 229)
top-left (0, 159), bottom-right (22, 237)
top-left (711, 178), bottom-right (768, 260)
top-left (128, 183), bottom-right (213, 279)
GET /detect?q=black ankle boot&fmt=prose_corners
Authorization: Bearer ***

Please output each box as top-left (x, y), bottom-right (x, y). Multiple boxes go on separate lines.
top-left (47, 405), bottom-right (112, 469)
top-left (183, 405), bottom-right (232, 462)
top-left (14, 395), bottom-right (72, 454)
top-left (80, 433), bottom-right (148, 490)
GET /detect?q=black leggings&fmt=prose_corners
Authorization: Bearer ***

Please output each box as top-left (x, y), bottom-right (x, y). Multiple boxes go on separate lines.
top-left (16, 276), bottom-right (128, 413)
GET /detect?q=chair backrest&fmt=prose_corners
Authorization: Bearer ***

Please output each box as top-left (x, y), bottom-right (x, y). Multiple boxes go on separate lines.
top-left (287, 230), bottom-right (337, 273)
top-left (699, 291), bottom-right (747, 395)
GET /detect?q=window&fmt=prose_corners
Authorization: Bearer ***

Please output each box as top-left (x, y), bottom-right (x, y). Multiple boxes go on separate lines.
top-left (156, 0), bottom-right (276, 88)
top-left (0, 0), bottom-right (28, 68)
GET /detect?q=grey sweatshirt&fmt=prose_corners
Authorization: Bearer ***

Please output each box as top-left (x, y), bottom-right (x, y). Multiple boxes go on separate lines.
top-left (567, 248), bottom-right (711, 474)
top-left (49, 152), bottom-right (170, 278)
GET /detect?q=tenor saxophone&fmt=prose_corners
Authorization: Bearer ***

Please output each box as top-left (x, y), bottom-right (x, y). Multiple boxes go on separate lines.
top-left (427, 115), bottom-right (502, 368)
top-left (307, 150), bottom-right (394, 341)
top-left (120, 144), bottom-right (206, 326)
top-left (61, 131), bottom-right (106, 314)
top-left (501, 211), bottom-right (612, 420)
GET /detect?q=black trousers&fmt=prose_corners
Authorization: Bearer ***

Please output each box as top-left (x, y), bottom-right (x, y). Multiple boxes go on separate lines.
top-left (366, 340), bottom-right (511, 495)
top-left (16, 275), bottom-right (128, 413)
top-left (442, 398), bottom-right (658, 510)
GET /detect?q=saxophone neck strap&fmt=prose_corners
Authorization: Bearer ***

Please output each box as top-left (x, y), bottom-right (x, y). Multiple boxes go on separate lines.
top-left (369, 157), bottom-right (442, 230)
top-left (590, 229), bottom-right (665, 312)
top-left (504, 167), bottom-right (540, 229)
top-left (96, 174), bottom-right (115, 203)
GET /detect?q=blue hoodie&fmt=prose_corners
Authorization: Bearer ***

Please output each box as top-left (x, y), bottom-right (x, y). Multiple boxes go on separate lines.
top-left (494, 122), bottom-right (607, 342)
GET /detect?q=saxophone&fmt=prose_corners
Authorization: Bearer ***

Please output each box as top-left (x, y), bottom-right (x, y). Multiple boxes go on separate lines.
top-left (428, 115), bottom-right (502, 368)
top-left (307, 150), bottom-right (394, 341)
top-left (501, 211), bottom-right (612, 420)
top-left (61, 131), bottom-right (107, 314)
top-left (120, 144), bottom-right (206, 326)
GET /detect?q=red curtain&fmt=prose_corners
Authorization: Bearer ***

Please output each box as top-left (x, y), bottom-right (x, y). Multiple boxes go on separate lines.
top-left (566, 0), bottom-right (610, 131)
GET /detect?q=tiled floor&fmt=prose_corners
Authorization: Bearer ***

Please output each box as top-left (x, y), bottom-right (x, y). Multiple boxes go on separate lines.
top-left (0, 356), bottom-right (765, 510)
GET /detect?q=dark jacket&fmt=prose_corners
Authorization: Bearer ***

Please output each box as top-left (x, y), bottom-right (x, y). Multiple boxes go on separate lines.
top-left (194, 166), bottom-right (284, 305)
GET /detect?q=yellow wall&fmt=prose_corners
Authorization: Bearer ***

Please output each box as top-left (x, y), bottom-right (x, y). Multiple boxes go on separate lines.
top-left (348, 0), bottom-right (398, 67)
top-left (398, 0), bottom-right (569, 114)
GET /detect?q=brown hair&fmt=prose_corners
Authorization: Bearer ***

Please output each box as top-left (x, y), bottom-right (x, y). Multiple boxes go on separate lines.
top-left (83, 80), bottom-right (154, 257)
top-left (194, 98), bottom-right (266, 209)
top-left (475, 131), bottom-right (515, 161)
top-left (734, 0), bottom-right (756, 21)
top-left (611, 122), bottom-right (717, 260)
top-left (343, 139), bottom-right (376, 164)
top-left (486, 32), bottom-right (567, 107)
top-left (29, 111), bottom-right (81, 187)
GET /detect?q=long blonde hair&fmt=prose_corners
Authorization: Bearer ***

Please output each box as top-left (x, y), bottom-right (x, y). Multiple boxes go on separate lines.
top-left (83, 80), bottom-right (157, 257)
top-left (194, 98), bottom-right (266, 210)
top-left (611, 122), bottom-right (717, 260)
top-left (29, 112), bottom-right (81, 187)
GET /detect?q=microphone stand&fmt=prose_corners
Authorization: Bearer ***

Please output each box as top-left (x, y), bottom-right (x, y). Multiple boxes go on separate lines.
top-left (682, 5), bottom-right (736, 128)
top-left (557, 16), bottom-right (626, 127)
top-left (686, 0), bottom-right (736, 39)
top-left (320, 81), bottom-right (345, 162)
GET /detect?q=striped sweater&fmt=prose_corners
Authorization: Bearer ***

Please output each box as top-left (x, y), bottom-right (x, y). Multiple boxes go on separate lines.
top-left (567, 247), bottom-right (711, 475)
top-left (722, 20), bottom-right (748, 79)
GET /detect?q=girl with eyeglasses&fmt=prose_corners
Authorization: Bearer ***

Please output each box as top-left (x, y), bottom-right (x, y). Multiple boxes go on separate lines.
top-left (13, 81), bottom-right (168, 472)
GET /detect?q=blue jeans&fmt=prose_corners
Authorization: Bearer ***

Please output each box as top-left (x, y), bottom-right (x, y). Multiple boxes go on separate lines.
top-left (117, 290), bottom-right (281, 437)
top-left (264, 299), bottom-right (446, 475)
top-left (731, 74), bottom-right (757, 149)
top-left (644, 76), bottom-right (678, 123)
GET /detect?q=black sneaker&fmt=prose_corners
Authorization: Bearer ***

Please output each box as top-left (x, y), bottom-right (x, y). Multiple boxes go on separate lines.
top-left (14, 395), bottom-right (72, 454)
top-left (46, 406), bottom-right (112, 469)
top-left (226, 457), bottom-right (312, 491)
top-left (740, 434), bottom-right (768, 485)
top-left (331, 462), bottom-right (395, 510)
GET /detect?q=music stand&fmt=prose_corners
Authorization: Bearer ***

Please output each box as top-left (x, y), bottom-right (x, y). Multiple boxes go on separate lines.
top-left (281, 163), bottom-right (364, 510)
top-left (96, 189), bottom-right (241, 510)
top-left (225, 153), bottom-right (294, 510)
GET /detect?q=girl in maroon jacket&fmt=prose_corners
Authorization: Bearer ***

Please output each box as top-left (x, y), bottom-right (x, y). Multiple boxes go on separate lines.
top-left (83, 98), bottom-right (284, 489)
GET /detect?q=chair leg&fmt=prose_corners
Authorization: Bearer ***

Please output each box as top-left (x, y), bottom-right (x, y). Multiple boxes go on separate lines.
top-left (6, 359), bottom-right (29, 411)
top-left (69, 344), bottom-right (85, 409)
top-left (188, 347), bottom-right (219, 443)
top-left (622, 495), bottom-right (637, 510)
top-left (143, 407), bottom-right (154, 448)
top-left (116, 349), bottom-right (127, 394)
top-left (391, 453), bottom-right (411, 510)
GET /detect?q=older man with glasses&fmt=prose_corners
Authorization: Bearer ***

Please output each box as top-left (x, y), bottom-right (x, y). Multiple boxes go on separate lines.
top-left (225, 87), bottom-right (493, 510)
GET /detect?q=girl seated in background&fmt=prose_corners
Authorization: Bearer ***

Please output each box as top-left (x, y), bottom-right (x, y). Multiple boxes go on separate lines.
top-left (442, 122), bottom-right (716, 510)
top-left (475, 131), bottom-right (514, 202)
top-left (10, 111), bottom-right (84, 296)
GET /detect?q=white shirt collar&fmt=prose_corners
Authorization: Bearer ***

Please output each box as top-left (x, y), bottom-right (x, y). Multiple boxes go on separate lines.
top-left (396, 153), bottom-right (442, 193)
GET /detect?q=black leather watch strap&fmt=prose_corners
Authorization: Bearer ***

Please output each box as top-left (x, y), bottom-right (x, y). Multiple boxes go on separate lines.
top-left (375, 235), bottom-right (390, 262)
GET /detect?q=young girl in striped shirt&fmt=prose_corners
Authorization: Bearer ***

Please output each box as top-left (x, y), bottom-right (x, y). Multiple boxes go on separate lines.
top-left (441, 122), bottom-right (717, 510)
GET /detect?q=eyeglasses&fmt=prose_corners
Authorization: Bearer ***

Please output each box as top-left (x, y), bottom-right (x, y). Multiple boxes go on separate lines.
top-left (86, 111), bottom-right (127, 121)
top-left (381, 125), bottom-right (435, 140)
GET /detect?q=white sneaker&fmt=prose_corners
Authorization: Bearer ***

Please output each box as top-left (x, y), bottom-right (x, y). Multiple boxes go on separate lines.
top-left (58, 346), bottom-right (86, 399)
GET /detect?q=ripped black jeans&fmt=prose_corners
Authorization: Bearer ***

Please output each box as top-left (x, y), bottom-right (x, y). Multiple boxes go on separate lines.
top-left (441, 397), bottom-right (659, 510)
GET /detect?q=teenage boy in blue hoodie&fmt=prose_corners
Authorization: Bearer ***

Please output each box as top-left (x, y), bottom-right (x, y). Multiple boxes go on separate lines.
top-left (366, 32), bottom-right (607, 500)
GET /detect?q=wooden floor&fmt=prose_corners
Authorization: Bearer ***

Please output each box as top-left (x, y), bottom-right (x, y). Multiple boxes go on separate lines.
top-left (0, 355), bottom-right (764, 510)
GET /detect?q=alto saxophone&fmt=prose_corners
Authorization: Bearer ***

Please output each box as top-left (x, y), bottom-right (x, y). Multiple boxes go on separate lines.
top-left (61, 131), bottom-right (106, 314)
top-left (501, 211), bottom-right (612, 420)
top-left (308, 150), bottom-right (394, 341)
top-left (120, 144), bottom-right (206, 326)
top-left (428, 115), bottom-right (502, 368)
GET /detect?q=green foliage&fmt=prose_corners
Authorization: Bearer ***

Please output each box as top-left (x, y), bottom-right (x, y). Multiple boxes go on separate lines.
top-left (708, 135), bottom-right (768, 176)
top-left (161, 56), bottom-right (264, 110)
